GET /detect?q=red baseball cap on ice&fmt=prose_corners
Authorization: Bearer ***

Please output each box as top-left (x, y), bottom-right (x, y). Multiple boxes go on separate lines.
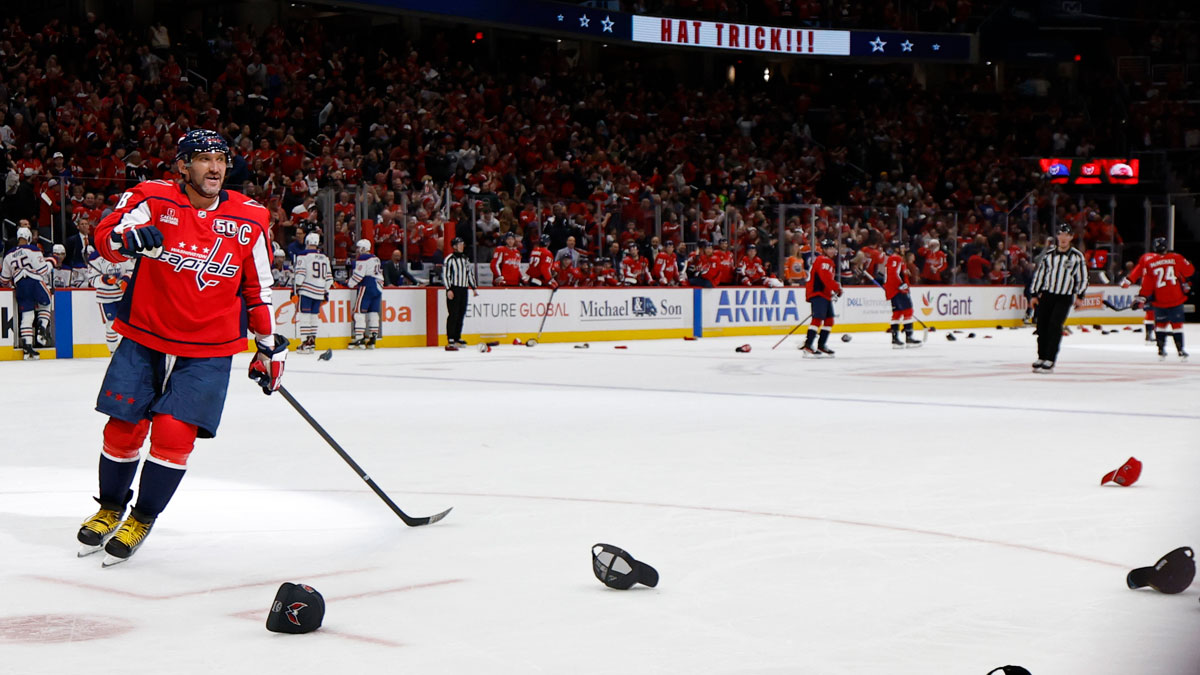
top-left (1101, 457), bottom-right (1142, 486)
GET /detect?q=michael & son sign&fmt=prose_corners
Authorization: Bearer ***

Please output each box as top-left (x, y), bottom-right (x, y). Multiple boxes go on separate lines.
top-left (439, 288), bottom-right (693, 342)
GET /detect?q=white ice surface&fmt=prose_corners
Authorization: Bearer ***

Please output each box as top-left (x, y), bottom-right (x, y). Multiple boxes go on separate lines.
top-left (2, 325), bottom-right (1198, 674)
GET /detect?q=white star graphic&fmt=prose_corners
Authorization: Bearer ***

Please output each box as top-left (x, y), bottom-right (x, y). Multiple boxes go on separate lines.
top-left (178, 241), bottom-right (187, 249)
top-left (557, 14), bottom-right (563, 21)
top-left (901, 40), bottom-right (913, 52)
top-left (870, 36), bottom-right (886, 52)
top-left (579, 14), bottom-right (590, 28)
top-left (601, 16), bottom-right (614, 32)
top-left (932, 43), bottom-right (941, 51)
top-left (203, 247), bottom-right (210, 254)
top-left (191, 244), bottom-right (199, 251)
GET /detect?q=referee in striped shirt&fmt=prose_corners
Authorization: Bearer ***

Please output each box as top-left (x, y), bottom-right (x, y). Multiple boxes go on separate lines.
top-left (1029, 224), bottom-right (1088, 372)
top-left (443, 236), bottom-right (477, 348)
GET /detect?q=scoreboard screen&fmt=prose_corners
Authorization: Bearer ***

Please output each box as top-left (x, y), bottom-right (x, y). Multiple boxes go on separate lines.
top-left (1038, 158), bottom-right (1140, 186)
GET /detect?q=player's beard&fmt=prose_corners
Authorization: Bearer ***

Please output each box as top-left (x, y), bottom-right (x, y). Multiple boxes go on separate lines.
top-left (187, 167), bottom-right (224, 201)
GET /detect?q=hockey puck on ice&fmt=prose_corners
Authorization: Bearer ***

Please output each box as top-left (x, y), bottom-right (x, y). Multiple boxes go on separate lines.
top-left (735, 344), bottom-right (751, 353)
top-left (996, 325), bottom-right (1004, 330)
top-left (840, 334), bottom-right (851, 342)
top-left (946, 334), bottom-right (957, 341)
top-left (967, 333), bottom-right (976, 338)
top-left (574, 343), bottom-right (590, 349)
top-left (614, 345), bottom-right (628, 349)
top-left (266, 583), bottom-right (325, 634)
top-left (318, 349), bottom-right (332, 361)
top-left (1092, 324), bottom-right (1102, 330)
top-left (928, 326), bottom-right (937, 332)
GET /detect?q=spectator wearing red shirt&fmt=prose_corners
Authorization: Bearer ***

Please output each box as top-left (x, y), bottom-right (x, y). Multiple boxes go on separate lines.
top-left (966, 251), bottom-right (992, 284)
top-left (919, 239), bottom-right (948, 284)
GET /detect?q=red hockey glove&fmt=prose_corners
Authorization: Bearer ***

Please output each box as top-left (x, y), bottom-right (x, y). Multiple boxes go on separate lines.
top-left (248, 334), bottom-right (290, 395)
top-left (1133, 296), bottom-right (1147, 310)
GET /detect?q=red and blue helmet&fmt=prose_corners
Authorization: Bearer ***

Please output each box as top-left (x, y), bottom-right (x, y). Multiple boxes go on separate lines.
top-left (175, 129), bottom-right (231, 164)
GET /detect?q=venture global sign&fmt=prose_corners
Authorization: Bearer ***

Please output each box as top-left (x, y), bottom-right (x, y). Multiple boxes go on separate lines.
top-left (714, 289), bottom-right (804, 323)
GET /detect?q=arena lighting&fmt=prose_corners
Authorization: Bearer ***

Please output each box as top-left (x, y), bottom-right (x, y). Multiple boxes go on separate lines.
top-left (763, 67), bottom-right (771, 82)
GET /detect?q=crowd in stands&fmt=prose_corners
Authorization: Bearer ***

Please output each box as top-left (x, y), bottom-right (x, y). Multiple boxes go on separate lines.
top-left (0, 6), bottom-right (1191, 293)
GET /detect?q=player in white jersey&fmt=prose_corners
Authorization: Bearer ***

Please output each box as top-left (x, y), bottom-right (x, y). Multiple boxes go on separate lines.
top-left (0, 227), bottom-right (53, 359)
top-left (86, 247), bottom-right (135, 354)
top-left (346, 238), bottom-right (384, 349)
top-left (50, 244), bottom-right (74, 288)
top-left (292, 233), bottom-right (333, 353)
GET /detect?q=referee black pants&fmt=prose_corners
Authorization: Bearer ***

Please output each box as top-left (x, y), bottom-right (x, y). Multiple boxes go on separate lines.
top-left (446, 286), bottom-right (468, 342)
top-left (1035, 293), bottom-right (1074, 362)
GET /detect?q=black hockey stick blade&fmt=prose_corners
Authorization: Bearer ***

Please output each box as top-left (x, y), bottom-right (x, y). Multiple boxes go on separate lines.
top-left (277, 386), bottom-right (452, 527)
top-left (1102, 298), bottom-right (1137, 312)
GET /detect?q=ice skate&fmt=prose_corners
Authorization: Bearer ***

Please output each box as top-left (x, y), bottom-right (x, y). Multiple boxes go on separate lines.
top-left (36, 321), bottom-right (52, 348)
top-left (297, 336), bottom-right (316, 354)
top-left (365, 333), bottom-right (377, 350)
top-left (891, 334), bottom-right (904, 349)
top-left (347, 338), bottom-right (365, 350)
top-left (102, 509), bottom-right (155, 567)
top-left (20, 341), bottom-right (39, 360)
top-left (799, 344), bottom-right (818, 358)
top-left (1158, 346), bottom-right (1168, 361)
top-left (77, 499), bottom-right (127, 557)
top-left (1179, 350), bottom-right (1189, 362)
top-left (904, 335), bottom-right (923, 348)
top-left (1033, 360), bottom-right (1054, 373)
top-left (817, 346), bottom-right (836, 358)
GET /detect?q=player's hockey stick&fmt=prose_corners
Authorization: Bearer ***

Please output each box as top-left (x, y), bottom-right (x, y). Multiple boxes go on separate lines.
top-left (526, 286), bottom-right (558, 347)
top-left (771, 313), bottom-right (813, 350)
top-left (278, 386), bottom-right (452, 526)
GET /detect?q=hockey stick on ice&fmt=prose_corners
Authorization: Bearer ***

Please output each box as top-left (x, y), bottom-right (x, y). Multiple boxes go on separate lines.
top-left (278, 386), bottom-right (452, 526)
top-left (526, 286), bottom-right (558, 347)
top-left (771, 313), bottom-right (813, 350)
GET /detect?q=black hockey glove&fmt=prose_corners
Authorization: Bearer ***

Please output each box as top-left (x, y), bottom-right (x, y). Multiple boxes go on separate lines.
top-left (115, 225), bottom-right (164, 258)
top-left (249, 334), bottom-right (290, 395)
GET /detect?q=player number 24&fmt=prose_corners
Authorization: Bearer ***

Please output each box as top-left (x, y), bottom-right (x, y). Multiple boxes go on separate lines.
top-left (1152, 266), bottom-right (1177, 286)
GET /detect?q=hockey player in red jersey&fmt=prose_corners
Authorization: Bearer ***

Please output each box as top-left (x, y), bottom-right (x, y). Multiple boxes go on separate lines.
top-left (882, 239), bottom-right (921, 348)
top-left (802, 239), bottom-right (843, 357)
top-left (1141, 239), bottom-right (1194, 361)
top-left (525, 234), bottom-right (555, 287)
top-left (78, 129), bottom-right (288, 566)
top-left (713, 239), bottom-right (736, 286)
top-left (596, 258), bottom-right (620, 286)
top-left (620, 244), bottom-right (650, 286)
top-left (653, 240), bottom-right (680, 286)
top-left (490, 231), bottom-right (523, 286)
top-left (1120, 243), bottom-right (1163, 343)
top-left (737, 243), bottom-right (767, 285)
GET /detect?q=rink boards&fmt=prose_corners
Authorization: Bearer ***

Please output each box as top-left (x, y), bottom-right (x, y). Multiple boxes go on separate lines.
top-left (1, 285), bottom-right (1144, 359)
